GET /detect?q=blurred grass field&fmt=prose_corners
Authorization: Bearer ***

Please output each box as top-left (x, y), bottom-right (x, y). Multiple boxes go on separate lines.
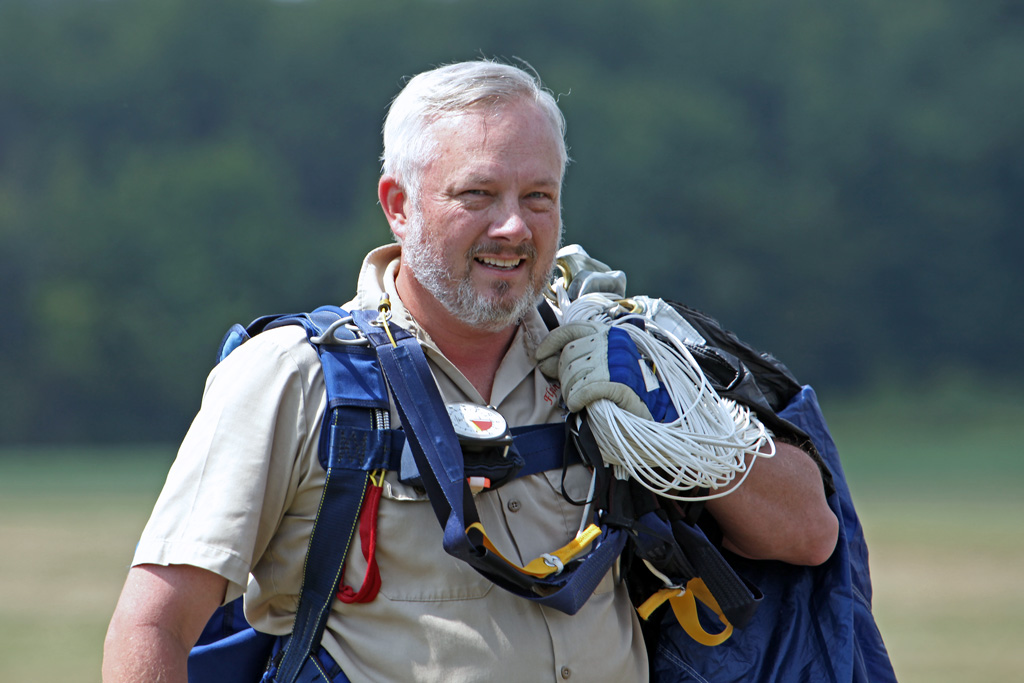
top-left (1, 387), bottom-right (1022, 682)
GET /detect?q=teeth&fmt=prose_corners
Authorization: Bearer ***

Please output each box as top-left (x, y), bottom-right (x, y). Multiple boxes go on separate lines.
top-left (478, 257), bottom-right (521, 269)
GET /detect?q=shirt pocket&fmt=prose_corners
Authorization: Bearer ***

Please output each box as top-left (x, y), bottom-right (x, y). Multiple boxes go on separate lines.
top-left (373, 478), bottom-right (494, 602)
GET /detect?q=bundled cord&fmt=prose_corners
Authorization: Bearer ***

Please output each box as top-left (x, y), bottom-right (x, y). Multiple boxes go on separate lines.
top-left (559, 291), bottom-right (775, 501)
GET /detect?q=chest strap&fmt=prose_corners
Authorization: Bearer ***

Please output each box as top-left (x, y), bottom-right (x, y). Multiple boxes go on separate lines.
top-left (394, 422), bottom-right (577, 488)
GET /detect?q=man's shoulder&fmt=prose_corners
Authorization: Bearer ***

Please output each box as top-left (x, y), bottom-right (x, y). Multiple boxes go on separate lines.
top-left (215, 322), bottom-right (322, 386)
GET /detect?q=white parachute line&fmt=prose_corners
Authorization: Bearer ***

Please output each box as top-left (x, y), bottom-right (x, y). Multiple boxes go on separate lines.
top-left (562, 293), bottom-right (775, 501)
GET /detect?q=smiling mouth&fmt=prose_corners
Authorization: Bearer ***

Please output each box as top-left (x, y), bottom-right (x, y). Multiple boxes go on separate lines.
top-left (476, 256), bottom-right (523, 270)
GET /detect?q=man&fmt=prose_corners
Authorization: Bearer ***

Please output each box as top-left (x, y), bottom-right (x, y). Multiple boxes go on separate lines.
top-left (103, 60), bottom-right (837, 682)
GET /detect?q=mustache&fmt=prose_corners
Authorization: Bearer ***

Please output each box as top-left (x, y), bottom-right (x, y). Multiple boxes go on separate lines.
top-left (467, 241), bottom-right (538, 260)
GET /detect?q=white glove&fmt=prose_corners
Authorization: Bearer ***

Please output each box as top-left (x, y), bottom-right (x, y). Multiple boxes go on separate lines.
top-left (536, 321), bottom-right (662, 420)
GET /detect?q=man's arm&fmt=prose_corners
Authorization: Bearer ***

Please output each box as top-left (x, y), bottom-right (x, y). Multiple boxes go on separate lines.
top-left (103, 564), bottom-right (228, 683)
top-left (705, 441), bottom-right (838, 566)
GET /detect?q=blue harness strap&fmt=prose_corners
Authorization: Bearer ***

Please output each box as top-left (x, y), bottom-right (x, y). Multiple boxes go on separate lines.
top-left (268, 308), bottom-right (413, 683)
top-left (506, 423), bottom-right (572, 476)
top-left (190, 307), bottom-right (381, 683)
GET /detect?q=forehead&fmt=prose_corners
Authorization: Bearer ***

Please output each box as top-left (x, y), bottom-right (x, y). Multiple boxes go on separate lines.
top-left (424, 103), bottom-right (564, 184)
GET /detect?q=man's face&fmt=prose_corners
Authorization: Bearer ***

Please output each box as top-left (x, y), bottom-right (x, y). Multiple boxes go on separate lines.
top-left (399, 102), bottom-right (563, 332)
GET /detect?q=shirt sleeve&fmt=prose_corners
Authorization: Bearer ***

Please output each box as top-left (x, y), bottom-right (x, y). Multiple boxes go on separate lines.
top-left (132, 326), bottom-right (323, 597)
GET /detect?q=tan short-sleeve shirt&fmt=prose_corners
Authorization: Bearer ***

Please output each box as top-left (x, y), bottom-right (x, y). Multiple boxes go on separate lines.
top-left (134, 245), bottom-right (648, 682)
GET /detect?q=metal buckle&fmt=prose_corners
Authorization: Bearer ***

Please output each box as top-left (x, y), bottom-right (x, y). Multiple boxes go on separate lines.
top-left (309, 316), bottom-right (368, 346)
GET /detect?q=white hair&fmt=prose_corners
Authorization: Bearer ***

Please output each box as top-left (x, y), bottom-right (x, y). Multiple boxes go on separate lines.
top-left (381, 60), bottom-right (569, 201)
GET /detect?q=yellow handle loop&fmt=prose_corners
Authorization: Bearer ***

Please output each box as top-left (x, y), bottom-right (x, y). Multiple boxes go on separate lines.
top-left (465, 522), bottom-right (603, 578)
top-left (636, 587), bottom-right (679, 621)
top-left (636, 578), bottom-right (734, 647)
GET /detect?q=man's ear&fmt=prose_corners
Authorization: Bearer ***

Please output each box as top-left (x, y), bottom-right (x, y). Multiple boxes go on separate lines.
top-left (379, 175), bottom-right (410, 240)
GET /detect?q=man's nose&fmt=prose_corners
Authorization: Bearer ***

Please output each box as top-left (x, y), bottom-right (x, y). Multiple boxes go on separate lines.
top-left (489, 201), bottom-right (532, 242)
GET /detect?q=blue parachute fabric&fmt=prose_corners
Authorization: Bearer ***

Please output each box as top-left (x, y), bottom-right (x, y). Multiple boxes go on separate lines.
top-left (189, 597), bottom-right (276, 683)
top-left (651, 385), bottom-right (897, 683)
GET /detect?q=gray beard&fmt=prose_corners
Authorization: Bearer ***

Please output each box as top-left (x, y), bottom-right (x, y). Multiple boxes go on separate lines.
top-left (401, 218), bottom-right (552, 332)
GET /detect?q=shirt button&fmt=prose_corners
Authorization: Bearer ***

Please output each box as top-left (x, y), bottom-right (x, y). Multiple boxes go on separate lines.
top-left (507, 499), bottom-right (521, 513)
top-left (560, 666), bottom-right (572, 679)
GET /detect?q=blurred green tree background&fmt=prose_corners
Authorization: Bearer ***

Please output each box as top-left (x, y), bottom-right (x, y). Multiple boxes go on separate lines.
top-left (2, 0), bottom-right (1021, 444)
